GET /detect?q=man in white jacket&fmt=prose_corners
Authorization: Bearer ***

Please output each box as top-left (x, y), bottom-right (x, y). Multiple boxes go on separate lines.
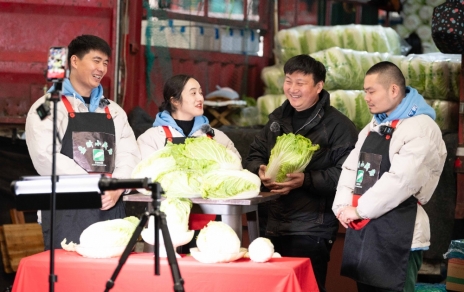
top-left (26, 35), bottom-right (141, 250)
top-left (333, 61), bottom-right (446, 292)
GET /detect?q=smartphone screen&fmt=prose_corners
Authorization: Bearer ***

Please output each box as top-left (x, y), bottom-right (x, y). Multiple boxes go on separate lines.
top-left (46, 47), bottom-right (68, 82)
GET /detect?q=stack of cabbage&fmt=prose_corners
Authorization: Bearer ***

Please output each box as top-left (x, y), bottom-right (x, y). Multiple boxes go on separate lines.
top-left (259, 24), bottom-right (403, 130)
top-left (394, 0), bottom-right (445, 53)
top-left (259, 46), bottom-right (460, 131)
top-left (131, 137), bottom-right (261, 200)
top-left (274, 24), bottom-right (401, 63)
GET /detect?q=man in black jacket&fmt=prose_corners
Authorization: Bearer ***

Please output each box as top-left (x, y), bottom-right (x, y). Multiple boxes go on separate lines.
top-left (245, 55), bottom-right (358, 292)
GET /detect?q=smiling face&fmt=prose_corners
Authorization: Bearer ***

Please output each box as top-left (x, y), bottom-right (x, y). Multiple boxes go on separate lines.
top-left (171, 78), bottom-right (204, 120)
top-left (363, 73), bottom-right (402, 116)
top-left (283, 71), bottom-right (323, 111)
top-left (69, 50), bottom-right (109, 97)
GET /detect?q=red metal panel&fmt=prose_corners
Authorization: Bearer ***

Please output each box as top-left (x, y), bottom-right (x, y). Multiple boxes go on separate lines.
top-left (123, 0), bottom-right (273, 118)
top-left (0, 0), bottom-right (117, 126)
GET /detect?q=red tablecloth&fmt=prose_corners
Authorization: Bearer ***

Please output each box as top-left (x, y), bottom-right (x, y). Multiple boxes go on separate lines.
top-left (12, 250), bottom-right (319, 292)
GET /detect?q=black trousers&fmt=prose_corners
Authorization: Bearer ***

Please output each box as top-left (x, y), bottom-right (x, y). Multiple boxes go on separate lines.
top-left (267, 235), bottom-right (334, 292)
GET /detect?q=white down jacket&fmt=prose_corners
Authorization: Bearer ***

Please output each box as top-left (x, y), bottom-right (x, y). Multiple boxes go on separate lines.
top-left (25, 93), bottom-right (141, 178)
top-left (333, 115), bottom-right (447, 249)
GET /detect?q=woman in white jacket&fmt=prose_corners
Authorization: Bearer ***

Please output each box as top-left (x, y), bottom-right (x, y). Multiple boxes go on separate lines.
top-left (333, 62), bottom-right (447, 292)
top-left (137, 74), bottom-right (239, 159)
top-left (137, 74), bottom-right (240, 233)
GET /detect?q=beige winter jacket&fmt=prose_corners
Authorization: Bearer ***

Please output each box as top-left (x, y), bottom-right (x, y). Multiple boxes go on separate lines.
top-left (25, 93), bottom-right (141, 178)
top-left (333, 115), bottom-right (447, 249)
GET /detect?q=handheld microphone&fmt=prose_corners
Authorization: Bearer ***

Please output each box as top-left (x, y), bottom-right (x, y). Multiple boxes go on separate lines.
top-left (200, 124), bottom-right (215, 137)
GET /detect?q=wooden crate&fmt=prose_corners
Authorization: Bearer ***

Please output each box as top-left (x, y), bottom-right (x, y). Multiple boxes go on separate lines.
top-left (0, 226), bottom-right (13, 273)
top-left (2, 223), bottom-right (44, 271)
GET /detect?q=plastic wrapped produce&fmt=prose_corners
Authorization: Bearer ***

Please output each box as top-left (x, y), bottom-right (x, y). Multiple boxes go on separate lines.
top-left (261, 65), bottom-right (284, 94)
top-left (431, 100), bottom-right (459, 131)
top-left (329, 90), bottom-right (372, 130)
top-left (274, 28), bottom-right (302, 63)
top-left (256, 94), bottom-right (287, 125)
top-left (274, 24), bottom-right (401, 63)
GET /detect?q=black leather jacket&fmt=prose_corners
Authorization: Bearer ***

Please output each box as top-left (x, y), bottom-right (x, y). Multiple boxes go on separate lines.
top-left (245, 89), bottom-right (358, 239)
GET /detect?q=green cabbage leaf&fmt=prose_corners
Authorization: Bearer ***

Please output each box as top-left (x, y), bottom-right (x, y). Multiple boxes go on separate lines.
top-left (265, 133), bottom-right (320, 183)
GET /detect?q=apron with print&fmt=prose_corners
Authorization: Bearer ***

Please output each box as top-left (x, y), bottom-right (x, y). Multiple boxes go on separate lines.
top-left (341, 122), bottom-right (417, 291)
top-left (41, 97), bottom-right (125, 250)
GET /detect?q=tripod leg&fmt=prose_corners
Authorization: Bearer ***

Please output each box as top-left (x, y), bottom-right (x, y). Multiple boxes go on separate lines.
top-left (157, 210), bottom-right (185, 292)
top-left (104, 213), bottom-right (149, 292)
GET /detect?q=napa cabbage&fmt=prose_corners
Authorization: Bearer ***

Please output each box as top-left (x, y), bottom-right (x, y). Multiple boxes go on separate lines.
top-left (265, 133), bottom-right (320, 183)
top-left (261, 65), bottom-right (285, 95)
top-left (196, 221), bottom-right (241, 254)
top-left (158, 170), bottom-right (202, 198)
top-left (275, 28), bottom-right (302, 62)
top-left (78, 216), bottom-right (139, 248)
top-left (160, 197), bottom-right (192, 233)
top-left (256, 94), bottom-right (287, 125)
top-left (431, 100), bottom-right (459, 131)
top-left (248, 237), bottom-right (274, 263)
top-left (201, 169), bottom-right (261, 199)
top-left (183, 136), bottom-right (242, 170)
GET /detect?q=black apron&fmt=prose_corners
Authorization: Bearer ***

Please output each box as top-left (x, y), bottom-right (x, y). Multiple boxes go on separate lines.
top-left (41, 97), bottom-right (125, 250)
top-left (341, 122), bottom-right (417, 291)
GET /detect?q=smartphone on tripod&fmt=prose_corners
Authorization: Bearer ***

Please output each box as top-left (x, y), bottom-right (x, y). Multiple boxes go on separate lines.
top-left (46, 46), bottom-right (68, 82)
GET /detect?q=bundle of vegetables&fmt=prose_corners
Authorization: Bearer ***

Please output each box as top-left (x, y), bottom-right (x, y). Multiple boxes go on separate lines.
top-left (394, 0), bottom-right (445, 53)
top-left (255, 91), bottom-right (371, 130)
top-left (274, 24), bottom-right (401, 63)
top-left (262, 47), bottom-right (461, 101)
top-left (330, 90), bottom-right (372, 130)
top-left (256, 94), bottom-right (287, 124)
top-left (261, 65), bottom-right (285, 94)
top-left (425, 99), bottom-right (459, 131)
top-left (61, 216), bottom-right (140, 258)
top-left (265, 133), bottom-right (320, 183)
top-left (132, 137), bottom-right (261, 200)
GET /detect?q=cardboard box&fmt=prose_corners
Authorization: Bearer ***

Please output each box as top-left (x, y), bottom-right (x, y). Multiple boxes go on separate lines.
top-left (447, 258), bottom-right (464, 291)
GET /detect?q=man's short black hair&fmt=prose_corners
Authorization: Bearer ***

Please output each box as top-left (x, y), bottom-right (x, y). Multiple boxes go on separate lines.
top-left (67, 35), bottom-right (112, 67)
top-left (366, 61), bottom-right (406, 96)
top-left (283, 54), bottom-right (326, 84)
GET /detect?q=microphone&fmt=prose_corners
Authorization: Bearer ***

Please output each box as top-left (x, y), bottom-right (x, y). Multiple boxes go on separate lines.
top-left (98, 177), bottom-right (151, 191)
top-left (36, 100), bottom-right (51, 120)
top-left (99, 97), bottom-right (110, 108)
top-left (200, 124), bottom-right (215, 137)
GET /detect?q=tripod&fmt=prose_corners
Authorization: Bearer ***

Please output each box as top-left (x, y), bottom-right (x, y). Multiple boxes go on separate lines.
top-left (36, 82), bottom-right (63, 292)
top-left (103, 180), bottom-right (185, 292)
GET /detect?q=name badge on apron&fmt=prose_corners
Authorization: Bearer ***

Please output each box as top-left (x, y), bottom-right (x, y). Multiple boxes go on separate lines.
top-left (72, 131), bottom-right (116, 173)
top-left (354, 152), bottom-right (382, 195)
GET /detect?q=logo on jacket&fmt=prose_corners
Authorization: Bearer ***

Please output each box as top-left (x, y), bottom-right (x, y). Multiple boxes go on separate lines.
top-left (270, 122), bottom-right (280, 132)
top-left (408, 105), bottom-right (418, 117)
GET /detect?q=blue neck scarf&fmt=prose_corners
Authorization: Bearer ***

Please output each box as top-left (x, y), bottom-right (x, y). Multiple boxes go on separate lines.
top-left (374, 86), bottom-right (436, 124)
top-left (48, 78), bottom-right (103, 113)
top-left (153, 110), bottom-right (210, 136)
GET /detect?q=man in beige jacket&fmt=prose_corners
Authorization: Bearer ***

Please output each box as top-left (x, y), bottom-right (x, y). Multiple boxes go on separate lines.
top-left (333, 61), bottom-right (446, 292)
top-left (26, 35), bottom-right (141, 250)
